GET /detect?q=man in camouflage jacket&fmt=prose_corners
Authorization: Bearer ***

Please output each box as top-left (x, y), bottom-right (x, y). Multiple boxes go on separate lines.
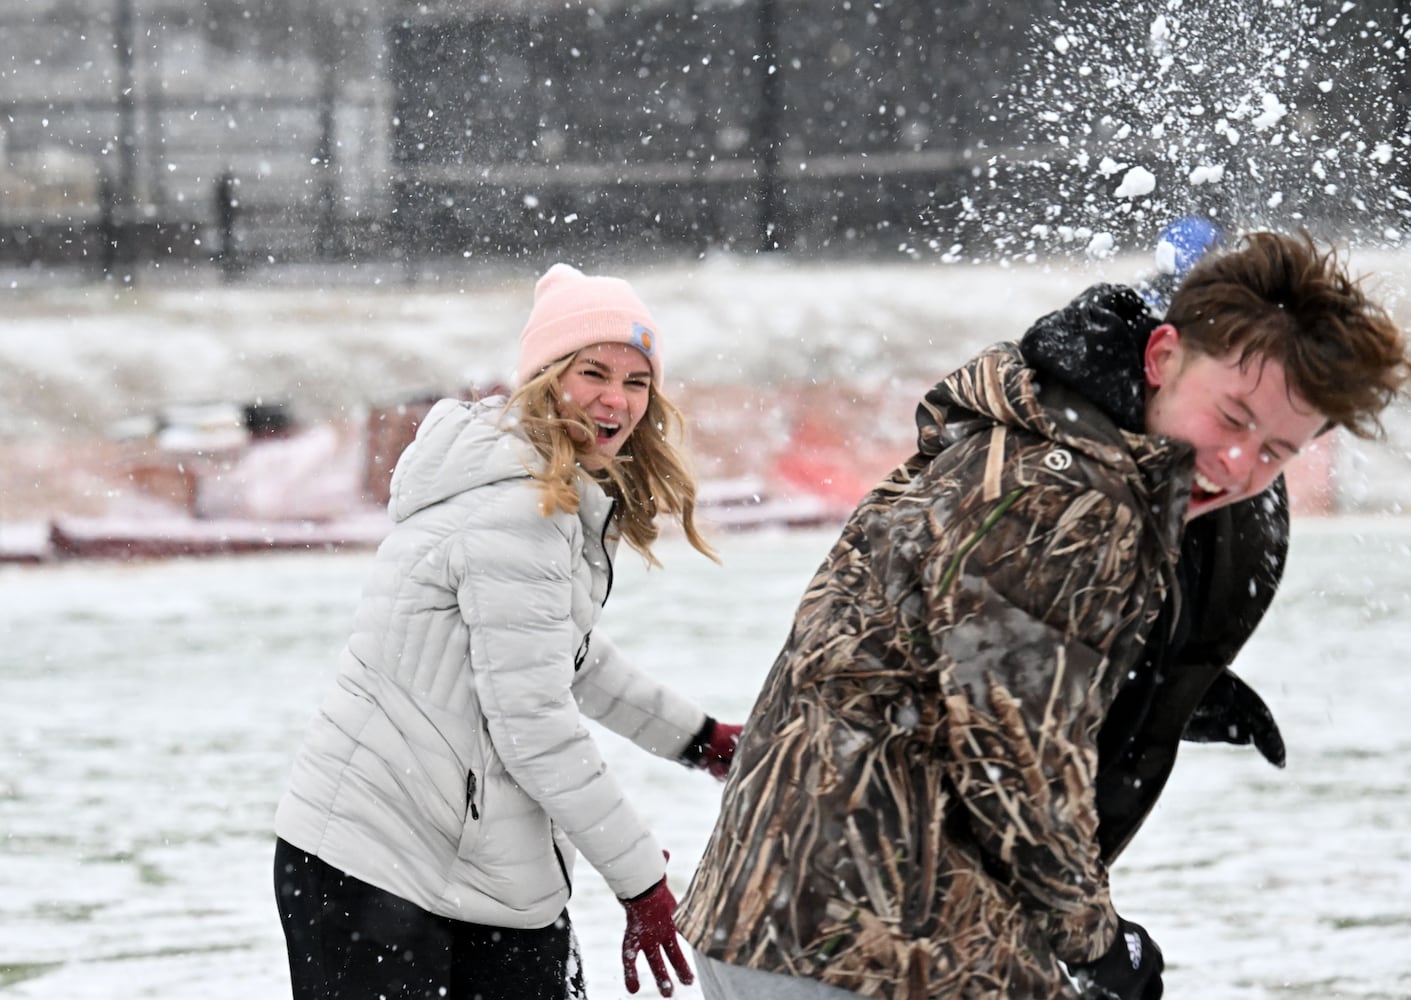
top-left (676, 233), bottom-right (1408, 999)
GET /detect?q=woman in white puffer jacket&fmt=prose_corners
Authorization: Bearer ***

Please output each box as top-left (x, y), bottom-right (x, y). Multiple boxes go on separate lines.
top-left (273, 263), bottom-right (740, 1000)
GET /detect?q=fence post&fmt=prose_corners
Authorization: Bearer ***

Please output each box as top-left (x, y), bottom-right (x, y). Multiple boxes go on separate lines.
top-left (754, 0), bottom-right (786, 252)
top-left (111, 0), bottom-right (140, 278)
top-left (98, 170), bottom-right (119, 276)
top-left (392, 177), bottom-right (420, 285)
top-left (215, 171), bottom-right (240, 281)
top-left (313, 39), bottom-right (340, 259)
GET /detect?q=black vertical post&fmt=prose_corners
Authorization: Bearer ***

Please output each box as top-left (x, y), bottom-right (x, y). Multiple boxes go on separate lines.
top-left (112, 0), bottom-right (139, 275)
top-left (315, 67), bottom-right (339, 257)
top-left (393, 177), bottom-right (419, 285)
top-left (1397, 0), bottom-right (1411, 214)
top-left (215, 171), bottom-right (240, 281)
top-left (754, 0), bottom-right (785, 251)
top-left (99, 170), bottom-right (119, 274)
top-left (387, 19), bottom-right (418, 282)
top-left (312, 2), bottom-right (340, 259)
top-left (677, 0), bottom-right (713, 255)
top-left (145, 28), bottom-right (164, 213)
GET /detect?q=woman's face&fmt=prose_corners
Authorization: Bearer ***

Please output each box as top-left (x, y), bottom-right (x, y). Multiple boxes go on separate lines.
top-left (557, 341), bottom-right (653, 469)
top-left (1143, 324), bottom-right (1326, 521)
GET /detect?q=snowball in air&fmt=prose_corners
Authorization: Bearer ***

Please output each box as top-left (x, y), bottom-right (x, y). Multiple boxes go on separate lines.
top-left (1113, 166), bottom-right (1157, 199)
top-left (1155, 240), bottom-right (1179, 274)
top-left (1251, 92), bottom-right (1287, 131)
top-left (1189, 164), bottom-right (1225, 186)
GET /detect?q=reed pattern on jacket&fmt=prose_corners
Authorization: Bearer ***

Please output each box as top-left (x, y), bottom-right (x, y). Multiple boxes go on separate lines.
top-left (676, 340), bottom-right (1199, 998)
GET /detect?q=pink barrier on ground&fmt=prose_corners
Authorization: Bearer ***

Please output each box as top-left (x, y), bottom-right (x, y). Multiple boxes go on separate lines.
top-left (0, 382), bottom-right (1354, 562)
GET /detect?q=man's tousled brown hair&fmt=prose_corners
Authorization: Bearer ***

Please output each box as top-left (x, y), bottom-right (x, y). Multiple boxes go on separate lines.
top-left (1166, 229), bottom-right (1409, 438)
top-left (505, 357), bottom-right (717, 567)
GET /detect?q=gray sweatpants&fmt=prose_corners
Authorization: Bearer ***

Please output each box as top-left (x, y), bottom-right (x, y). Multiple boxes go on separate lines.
top-left (692, 950), bottom-right (865, 1000)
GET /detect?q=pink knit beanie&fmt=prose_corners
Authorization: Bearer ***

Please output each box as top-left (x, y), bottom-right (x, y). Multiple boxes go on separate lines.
top-left (516, 263), bottom-right (663, 387)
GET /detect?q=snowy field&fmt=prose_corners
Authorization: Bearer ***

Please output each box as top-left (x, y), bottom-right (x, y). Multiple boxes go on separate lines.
top-left (5, 250), bottom-right (1411, 525)
top-left (2, 517), bottom-right (1410, 999)
top-left (5, 247), bottom-right (1410, 443)
top-left (0, 254), bottom-right (1147, 442)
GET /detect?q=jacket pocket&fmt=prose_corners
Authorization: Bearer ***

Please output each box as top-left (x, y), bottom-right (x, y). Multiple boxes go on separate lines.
top-left (552, 836), bottom-right (573, 896)
top-left (454, 729), bottom-right (489, 862)
top-left (465, 768), bottom-right (481, 822)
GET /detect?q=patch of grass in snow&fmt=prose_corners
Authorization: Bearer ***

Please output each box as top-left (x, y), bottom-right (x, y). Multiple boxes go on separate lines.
top-left (1325, 912), bottom-right (1411, 931)
top-left (33, 900), bottom-right (104, 923)
top-left (0, 962), bottom-right (62, 988)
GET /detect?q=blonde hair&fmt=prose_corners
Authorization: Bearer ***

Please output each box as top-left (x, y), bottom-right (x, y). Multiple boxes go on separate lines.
top-left (504, 356), bottom-right (717, 567)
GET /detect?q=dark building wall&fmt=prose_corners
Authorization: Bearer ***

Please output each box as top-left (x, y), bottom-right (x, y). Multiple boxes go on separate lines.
top-left (386, 0), bottom-right (1411, 260)
top-left (0, 0), bottom-right (389, 267)
top-left (386, 0), bottom-right (1078, 256)
top-left (3, 0), bottom-right (1409, 268)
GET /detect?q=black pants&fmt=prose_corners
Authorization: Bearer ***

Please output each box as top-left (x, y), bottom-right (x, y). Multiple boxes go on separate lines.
top-left (274, 838), bottom-right (586, 1000)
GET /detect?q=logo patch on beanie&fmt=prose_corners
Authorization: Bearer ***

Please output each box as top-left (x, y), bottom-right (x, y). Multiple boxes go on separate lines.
top-left (631, 322), bottom-right (656, 356)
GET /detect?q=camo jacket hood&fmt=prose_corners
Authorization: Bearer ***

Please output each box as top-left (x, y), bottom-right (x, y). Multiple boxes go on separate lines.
top-left (678, 336), bottom-right (1195, 998)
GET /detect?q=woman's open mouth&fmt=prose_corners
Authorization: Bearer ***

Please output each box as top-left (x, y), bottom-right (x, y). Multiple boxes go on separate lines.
top-left (1192, 470), bottom-right (1225, 502)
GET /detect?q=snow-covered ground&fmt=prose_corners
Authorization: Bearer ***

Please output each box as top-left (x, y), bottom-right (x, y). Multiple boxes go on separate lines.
top-left (2, 249), bottom-right (1411, 997)
top-left (2, 517), bottom-right (1410, 999)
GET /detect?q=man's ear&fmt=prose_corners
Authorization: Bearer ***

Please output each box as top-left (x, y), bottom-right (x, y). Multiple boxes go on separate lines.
top-left (1144, 324), bottom-right (1182, 389)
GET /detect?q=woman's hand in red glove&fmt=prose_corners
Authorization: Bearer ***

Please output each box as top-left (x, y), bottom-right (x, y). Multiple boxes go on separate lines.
top-left (684, 718), bottom-right (743, 781)
top-left (620, 875), bottom-right (694, 996)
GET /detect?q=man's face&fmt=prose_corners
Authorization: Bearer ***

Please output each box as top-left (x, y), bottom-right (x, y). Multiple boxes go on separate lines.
top-left (1143, 324), bottom-right (1327, 521)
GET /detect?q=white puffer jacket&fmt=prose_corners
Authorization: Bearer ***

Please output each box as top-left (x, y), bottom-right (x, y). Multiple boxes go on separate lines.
top-left (275, 397), bottom-right (709, 927)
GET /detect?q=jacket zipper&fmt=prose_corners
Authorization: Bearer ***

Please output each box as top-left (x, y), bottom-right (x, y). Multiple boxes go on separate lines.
top-left (465, 769), bottom-right (480, 821)
top-left (553, 841), bottom-right (573, 896)
top-left (569, 496), bottom-right (617, 676)
top-left (598, 496), bottom-right (616, 605)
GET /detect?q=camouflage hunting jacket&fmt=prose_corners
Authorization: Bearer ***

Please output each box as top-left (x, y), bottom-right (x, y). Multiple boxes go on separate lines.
top-left (678, 332), bottom-right (1206, 998)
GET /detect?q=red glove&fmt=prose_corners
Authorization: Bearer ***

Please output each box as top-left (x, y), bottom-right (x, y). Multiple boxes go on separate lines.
top-left (686, 719), bottom-right (742, 781)
top-left (620, 875), bottom-right (694, 996)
